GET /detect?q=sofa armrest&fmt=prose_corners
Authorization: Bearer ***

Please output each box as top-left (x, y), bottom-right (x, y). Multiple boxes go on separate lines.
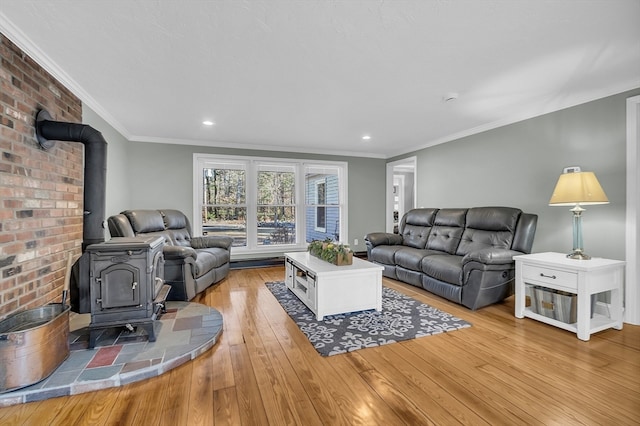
top-left (163, 245), bottom-right (198, 261)
top-left (462, 248), bottom-right (523, 266)
top-left (460, 248), bottom-right (525, 309)
top-left (190, 236), bottom-right (233, 250)
top-left (365, 232), bottom-right (403, 247)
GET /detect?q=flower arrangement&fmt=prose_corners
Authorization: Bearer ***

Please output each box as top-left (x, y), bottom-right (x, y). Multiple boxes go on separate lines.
top-left (308, 238), bottom-right (353, 266)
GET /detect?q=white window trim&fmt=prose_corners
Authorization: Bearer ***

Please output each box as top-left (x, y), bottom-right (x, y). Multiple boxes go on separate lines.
top-left (193, 153), bottom-right (348, 259)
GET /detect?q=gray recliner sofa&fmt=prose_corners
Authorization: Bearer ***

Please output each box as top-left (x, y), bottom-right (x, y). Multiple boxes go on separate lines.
top-left (107, 209), bottom-right (232, 301)
top-left (365, 207), bottom-right (537, 310)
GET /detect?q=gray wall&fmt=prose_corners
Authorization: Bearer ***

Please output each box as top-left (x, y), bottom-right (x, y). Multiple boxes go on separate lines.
top-left (392, 88), bottom-right (640, 261)
top-left (82, 106), bottom-right (132, 221)
top-left (397, 170), bottom-right (415, 214)
top-left (88, 87), bottom-right (638, 261)
top-left (87, 125), bottom-right (386, 253)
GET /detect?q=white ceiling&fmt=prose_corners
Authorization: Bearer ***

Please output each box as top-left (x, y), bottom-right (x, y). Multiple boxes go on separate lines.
top-left (1, 1), bottom-right (639, 159)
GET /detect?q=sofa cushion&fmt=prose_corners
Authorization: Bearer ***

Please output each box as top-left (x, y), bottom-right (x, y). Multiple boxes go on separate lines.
top-left (456, 207), bottom-right (520, 255)
top-left (123, 210), bottom-right (165, 233)
top-left (400, 208), bottom-right (438, 249)
top-left (401, 225), bottom-right (431, 249)
top-left (425, 209), bottom-right (466, 254)
top-left (161, 209), bottom-right (188, 230)
top-left (396, 266), bottom-right (423, 287)
top-left (194, 248), bottom-right (231, 277)
top-left (167, 228), bottom-right (192, 247)
top-left (422, 275), bottom-right (463, 303)
top-left (370, 245), bottom-right (405, 265)
top-left (426, 226), bottom-right (464, 254)
top-left (401, 208), bottom-right (438, 227)
top-left (421, 254), bottom-right (463, 285)
top-left (395, 247), bottom-right (441, 271)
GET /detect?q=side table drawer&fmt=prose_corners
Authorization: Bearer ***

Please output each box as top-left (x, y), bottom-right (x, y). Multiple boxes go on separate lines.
top-left (521, 264), bottom-right (577, 290)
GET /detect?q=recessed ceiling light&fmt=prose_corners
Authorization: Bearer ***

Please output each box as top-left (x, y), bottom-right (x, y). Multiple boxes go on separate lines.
top-left (362, 135), bottom-right (371, 140)
top-left (202, 120), bottom-right (215, 126)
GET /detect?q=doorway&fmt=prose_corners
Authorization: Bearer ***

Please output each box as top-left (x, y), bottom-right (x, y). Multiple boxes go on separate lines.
top-left (626, 95), bottom-right (639, 325)
top-left (386, 157), bottom-right (417, 233)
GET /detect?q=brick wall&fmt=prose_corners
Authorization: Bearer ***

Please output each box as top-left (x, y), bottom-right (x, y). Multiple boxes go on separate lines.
top-left (0, 33), bottom-right (84, 320)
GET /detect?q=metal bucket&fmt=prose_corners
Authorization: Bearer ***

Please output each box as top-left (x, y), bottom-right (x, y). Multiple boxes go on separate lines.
top-left (0, 304), bottom-right (70, 393)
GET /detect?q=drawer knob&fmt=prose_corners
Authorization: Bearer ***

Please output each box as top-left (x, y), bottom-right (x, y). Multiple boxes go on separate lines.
top-left (540, 273), bottom-right (556, 279)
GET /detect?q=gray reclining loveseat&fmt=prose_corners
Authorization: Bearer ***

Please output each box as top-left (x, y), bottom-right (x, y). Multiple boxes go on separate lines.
top-left (107, 209), bottom-right (232, 301)
top-left (365, 207), bottom-right (537, 310)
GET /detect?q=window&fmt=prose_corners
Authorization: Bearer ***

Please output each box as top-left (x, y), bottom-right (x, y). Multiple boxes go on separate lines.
top-left (194, 154), bottom-right (347, 256)
top-left (315, 180), bottom-right (326, 232)
top-left (305, 165), bottom-right (342, 242)
top-left (257, 164), bottom-right (296, 245)
top-left (200, 160), bottom-right (247, 246)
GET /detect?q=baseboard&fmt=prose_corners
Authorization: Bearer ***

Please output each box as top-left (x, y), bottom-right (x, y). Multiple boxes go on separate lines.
top-left (230, 257), bottom-right (284, 269)
top-left (230, 252), bottom-right (367, 269)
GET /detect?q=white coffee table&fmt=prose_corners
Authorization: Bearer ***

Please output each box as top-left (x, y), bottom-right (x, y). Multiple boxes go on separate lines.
top-left (284, 252), bottom-right (384, 320)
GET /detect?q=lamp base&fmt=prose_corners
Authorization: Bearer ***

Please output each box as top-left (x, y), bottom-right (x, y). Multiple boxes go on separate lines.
top-left (566, 250), bottom-right (591, 260)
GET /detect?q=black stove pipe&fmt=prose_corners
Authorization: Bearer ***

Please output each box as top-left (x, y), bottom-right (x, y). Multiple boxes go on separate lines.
top-left (36, 110), bottom-right (107, 313)
top-left (35, 109), bottom-right (107, 251)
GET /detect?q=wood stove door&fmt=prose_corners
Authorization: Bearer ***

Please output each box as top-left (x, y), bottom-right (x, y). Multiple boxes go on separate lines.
top-left (98, 264), bottom-right (140, 309)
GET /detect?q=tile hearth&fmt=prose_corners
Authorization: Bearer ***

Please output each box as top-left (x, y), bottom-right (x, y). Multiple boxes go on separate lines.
top-left (0, 301), bottom-right (222, 407)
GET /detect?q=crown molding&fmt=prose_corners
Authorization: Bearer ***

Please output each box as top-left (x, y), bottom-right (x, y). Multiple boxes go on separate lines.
top-left (0, 12), bottom-right (132, 139)
top-left (388, 81), bottom-right (640, 158)
top-left (130, 135), bottom-right (387, 159)
top-left (3, 11), bottom-right (638, 161)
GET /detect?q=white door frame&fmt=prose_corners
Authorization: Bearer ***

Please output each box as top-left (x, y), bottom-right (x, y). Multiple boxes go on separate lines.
top-left (393, 174), bottom-right (406, 228)
top-left (386, 157), bottom-right (417, 233)
top-left (625, 95), bottom-right (639, 325)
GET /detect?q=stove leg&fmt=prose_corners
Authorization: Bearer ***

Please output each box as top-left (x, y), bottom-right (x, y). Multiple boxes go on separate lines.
top-left (139, 322), bottom-right (156, 342)
top-left (88, 329), bottom-right (100, 349)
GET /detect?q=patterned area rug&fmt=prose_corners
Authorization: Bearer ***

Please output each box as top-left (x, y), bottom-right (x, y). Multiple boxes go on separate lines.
top-left (265, 281), bottom-right (471, 356)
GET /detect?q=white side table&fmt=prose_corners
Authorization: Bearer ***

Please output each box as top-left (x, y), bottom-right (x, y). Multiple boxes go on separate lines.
top-left (514, 252), bottom-right (625, 341)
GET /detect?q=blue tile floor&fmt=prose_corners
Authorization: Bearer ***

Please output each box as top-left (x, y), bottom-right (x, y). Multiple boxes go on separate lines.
top-left (0, 302), bottom-right (223, 407)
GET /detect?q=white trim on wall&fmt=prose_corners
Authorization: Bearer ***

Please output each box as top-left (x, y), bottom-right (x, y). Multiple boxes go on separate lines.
top-left (625, 95), bottom-right (640, 325)
top-left (386, 157), bottom-right (416, 233)
top-left (192, 153), bottom-right (349, 259)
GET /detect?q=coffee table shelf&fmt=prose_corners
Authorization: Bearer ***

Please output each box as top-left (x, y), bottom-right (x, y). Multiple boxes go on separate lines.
top-left (284, 252), bottom-right (383, 320)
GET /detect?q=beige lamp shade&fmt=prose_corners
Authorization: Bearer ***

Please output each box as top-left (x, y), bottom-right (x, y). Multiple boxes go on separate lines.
top-left (549, 171), bottom-right (609, 206)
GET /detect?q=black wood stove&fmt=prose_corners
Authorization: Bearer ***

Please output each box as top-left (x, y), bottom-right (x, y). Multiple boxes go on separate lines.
top-left (33, 111), bottom-right (172, 349)
top-left (85, 236), bottom-right (171, 348)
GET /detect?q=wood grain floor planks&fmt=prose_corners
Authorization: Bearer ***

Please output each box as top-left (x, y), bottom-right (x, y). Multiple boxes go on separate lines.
top-left (0, 265), bottom-right (637, 425)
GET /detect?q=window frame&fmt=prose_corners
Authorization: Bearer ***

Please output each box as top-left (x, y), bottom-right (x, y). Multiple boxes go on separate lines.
top-left (256, 163), bottom-right (297, 246)
top-left (314, 179), bottom-right (327, 232)
top-left (193, 153), bottom-right (348, 258)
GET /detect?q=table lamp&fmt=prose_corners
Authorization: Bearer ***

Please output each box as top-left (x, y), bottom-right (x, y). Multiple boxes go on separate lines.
top-left (549, 166), bottom-right (609, 260)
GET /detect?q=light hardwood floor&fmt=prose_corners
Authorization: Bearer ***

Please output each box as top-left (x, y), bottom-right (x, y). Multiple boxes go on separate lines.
top-left (1, 266), bottom-right (638, 425)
